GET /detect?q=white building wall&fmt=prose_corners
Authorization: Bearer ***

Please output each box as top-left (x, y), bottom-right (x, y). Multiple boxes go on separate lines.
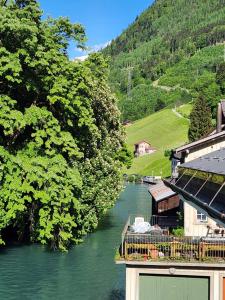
top-left (126, 268), bottom-right (138, 300)
top-left (184, 202), bottom-right (218, 236)
top-left (185, 140), bottom-right (225, 162)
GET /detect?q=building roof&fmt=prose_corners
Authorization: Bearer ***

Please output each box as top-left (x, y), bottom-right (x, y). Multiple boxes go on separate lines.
top-left (149, 181), bottom-right (177, 202)
top-left (164, 178), bottom-right (225, 227)
top-left (122, 120), bottom-right (133, 126)
top-left (134, 140), bottom-right (151, 146)
top-left (164, 146), bottom-right (225, 227)
top-left (180, 148), bottom-right (225, 176)
top-left (173, 131), bottom-right (225, 154)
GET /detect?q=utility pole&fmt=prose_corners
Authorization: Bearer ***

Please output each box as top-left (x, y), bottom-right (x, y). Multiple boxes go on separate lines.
top-left (122, 65), bottom-right (134, 101)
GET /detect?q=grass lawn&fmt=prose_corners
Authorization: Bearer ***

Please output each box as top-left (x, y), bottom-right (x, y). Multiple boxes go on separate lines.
top-left (125, 108), bottom-right (189, 177)
top-left (177, 103), bottom-right (193, 119)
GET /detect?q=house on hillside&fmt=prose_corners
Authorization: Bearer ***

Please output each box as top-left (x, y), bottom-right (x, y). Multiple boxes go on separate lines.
top-left (134, 140), bottom-right (156, 157)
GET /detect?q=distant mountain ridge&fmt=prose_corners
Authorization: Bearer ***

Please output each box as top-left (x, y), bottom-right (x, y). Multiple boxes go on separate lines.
top-left (104, 0), bottom-right (225, 121)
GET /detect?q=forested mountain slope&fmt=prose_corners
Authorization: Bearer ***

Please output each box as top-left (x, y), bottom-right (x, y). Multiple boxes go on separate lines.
top-left (104, 0), bottom-right (225, 121)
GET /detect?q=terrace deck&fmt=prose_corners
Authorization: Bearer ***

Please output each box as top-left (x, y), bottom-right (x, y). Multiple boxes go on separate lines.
top-left (119, 216), bottom-right (225, 263)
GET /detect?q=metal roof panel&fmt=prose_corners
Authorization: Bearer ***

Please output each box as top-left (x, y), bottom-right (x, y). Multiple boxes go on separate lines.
top-left (180, 148), bottom-right (225, 176)
top-left (149, 181), bottom-right (176, 202)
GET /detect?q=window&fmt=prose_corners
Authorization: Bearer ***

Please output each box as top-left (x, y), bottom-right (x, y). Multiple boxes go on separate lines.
top-left (196, 210), bottom-right (207, 223)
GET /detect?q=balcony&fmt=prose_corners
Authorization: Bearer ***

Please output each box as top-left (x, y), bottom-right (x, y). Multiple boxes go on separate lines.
top-left (117, 215), bottom-right (225, 263)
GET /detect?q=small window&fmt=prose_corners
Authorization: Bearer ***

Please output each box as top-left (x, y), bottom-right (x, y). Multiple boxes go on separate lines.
top-left (196, 211), bottom-right (207, 223)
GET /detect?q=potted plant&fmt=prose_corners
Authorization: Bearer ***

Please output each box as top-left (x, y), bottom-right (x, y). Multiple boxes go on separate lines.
top-left (150, 249), bottom-right (159, 259)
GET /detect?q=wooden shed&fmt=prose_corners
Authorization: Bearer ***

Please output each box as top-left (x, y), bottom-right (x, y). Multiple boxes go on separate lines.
top-left (149, 181), bottom-right (180, 216)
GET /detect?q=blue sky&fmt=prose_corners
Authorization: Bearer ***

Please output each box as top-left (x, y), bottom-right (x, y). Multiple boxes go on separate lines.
top-left (39, 0), bottom-right (153, 59)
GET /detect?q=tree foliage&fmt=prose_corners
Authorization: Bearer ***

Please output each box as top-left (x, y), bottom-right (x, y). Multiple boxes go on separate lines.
top-left (0, 0), bottom-right (127, 250)
top-left (216, 62), bottom-right (225, 95)
top-left (103, 0), bottom-right (225, 121)
top-left (188, 95), bottom-right (212, 142)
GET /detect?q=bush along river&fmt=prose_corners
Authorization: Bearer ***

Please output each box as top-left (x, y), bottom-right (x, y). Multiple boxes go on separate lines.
top-left (0, 183), bottom-right (151, 300)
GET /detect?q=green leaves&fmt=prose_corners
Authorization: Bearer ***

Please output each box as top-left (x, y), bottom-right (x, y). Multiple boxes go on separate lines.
top-left (0, 0), bottom-right (125, 251)
top-left (0, 48), bottom-right (22, 84)
top-left (104, 0), bottom-right (225, 121)
top-left (0, 96), bottom-right (25, 136)
top-left (188, 95), bottom-right (212, 142)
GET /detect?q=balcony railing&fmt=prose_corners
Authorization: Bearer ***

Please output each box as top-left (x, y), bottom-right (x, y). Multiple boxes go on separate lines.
top-left (118, 215), bottom-right (225, 263)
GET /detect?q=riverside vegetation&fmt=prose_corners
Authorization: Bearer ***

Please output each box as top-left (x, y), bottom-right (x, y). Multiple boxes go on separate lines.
top-left (1, 0), bottom-right (225, 251)
top-left (0, 0), bottom-right (131, 251)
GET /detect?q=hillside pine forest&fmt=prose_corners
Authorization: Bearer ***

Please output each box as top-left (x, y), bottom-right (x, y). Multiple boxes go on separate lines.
top-left (104, 0), bottom-right (225, 122)
top-left (0, 0), bottom-right (225, 251)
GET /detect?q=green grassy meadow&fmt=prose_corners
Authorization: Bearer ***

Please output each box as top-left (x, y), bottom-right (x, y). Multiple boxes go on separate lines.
top-left (177, 103), bottom-right (193, 118)
top-left (125, 108), bottom-right (189, 177)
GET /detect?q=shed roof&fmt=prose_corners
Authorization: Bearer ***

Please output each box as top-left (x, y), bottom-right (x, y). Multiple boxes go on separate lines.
top-left (149, 181), bottom-right (177, 202)
top-left (180, 148), bottom-right (225, 176)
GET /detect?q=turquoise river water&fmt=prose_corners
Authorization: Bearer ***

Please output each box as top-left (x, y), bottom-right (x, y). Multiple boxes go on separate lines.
top-left (0, 183), bottom-right (151, 300)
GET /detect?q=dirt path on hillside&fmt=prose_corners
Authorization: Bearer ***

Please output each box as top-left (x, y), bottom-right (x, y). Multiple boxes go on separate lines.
top-left (152, 79), bottom-right (190, 93)
top-left (172, 108), bottom-right (184, 118)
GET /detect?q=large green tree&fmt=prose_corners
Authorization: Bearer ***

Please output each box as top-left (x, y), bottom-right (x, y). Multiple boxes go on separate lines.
top-left (216, 62), bottom-right (225, 95)
top-left (0, 0), bottom-right (129, 250)
top-left (192, 72), bottom-right (221, 117)
top-left (188, 95), bottom-right (212, 142)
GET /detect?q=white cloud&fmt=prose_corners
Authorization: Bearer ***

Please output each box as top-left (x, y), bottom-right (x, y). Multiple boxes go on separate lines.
top-left (74, 40), bottom-right (111, 61)
top-left (90, 40), bottom-right (111, 52)
top-left (75, 47), bottom-right (86, 53)
top-left (74, 55), bottom-right (89, 62)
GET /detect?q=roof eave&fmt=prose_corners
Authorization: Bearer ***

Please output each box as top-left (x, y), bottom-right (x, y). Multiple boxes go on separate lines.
top-left (163, 179), bottom-right (225, 227)
top-left (174, 131), bottom-right (225, 154)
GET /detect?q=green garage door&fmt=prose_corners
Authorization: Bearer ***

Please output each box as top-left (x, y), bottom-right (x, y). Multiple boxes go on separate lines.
top-left (139, 275), bottom-right (209, 300)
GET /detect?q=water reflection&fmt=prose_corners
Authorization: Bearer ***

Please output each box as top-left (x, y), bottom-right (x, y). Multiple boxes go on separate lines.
top-left (108, 288), bottom-right (125, 300)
